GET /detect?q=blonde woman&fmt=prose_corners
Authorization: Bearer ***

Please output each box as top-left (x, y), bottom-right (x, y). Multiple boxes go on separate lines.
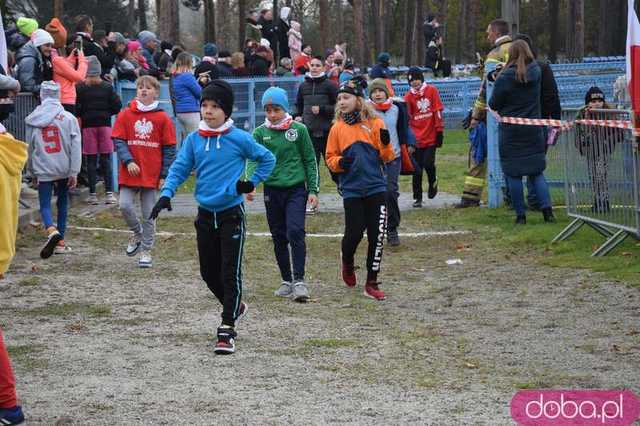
top-left (170, 52), bottom-right (201, 147)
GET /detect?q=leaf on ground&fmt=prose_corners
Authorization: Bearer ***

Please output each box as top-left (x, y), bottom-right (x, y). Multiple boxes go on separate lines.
top-left (464, 361), bottom-right (478, 369)
top-left (455, 243), bottom-right (472, 252)
top-left (621, 252), bottom-right (633, 256)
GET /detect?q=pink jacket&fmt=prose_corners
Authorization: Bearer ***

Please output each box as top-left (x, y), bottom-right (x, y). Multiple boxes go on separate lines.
top-left (52, 51), bottom-right (88, 105)
top-left (288, 22), bottom-right (302, 57)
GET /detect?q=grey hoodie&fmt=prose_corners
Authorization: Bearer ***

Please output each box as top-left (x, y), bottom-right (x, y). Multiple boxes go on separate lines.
top-left (26, 97), bottom-right (82, 182)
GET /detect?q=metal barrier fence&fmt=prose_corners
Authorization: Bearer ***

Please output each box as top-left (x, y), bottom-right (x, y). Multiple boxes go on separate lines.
top-left (552, 108), bottom-right (639, 256)
top-left (5, 93), bottom-right (39, 142)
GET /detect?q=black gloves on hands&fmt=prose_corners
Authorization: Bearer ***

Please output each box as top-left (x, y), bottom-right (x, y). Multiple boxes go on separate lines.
top-left (149, 196), bottom-right (172, 220)
top-left (436, 132), bottom-right (444, 148)
top-left (339, 156), bottom-right (354, 170)
top-left (236, 180), bottom-right (255, 194)
top-left (380, 128), bottom-right (391, 146)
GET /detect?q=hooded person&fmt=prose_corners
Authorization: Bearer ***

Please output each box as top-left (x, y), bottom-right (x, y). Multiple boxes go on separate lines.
top-left (194, 43), bottom-right (219, 87)
top-left (16, 29), bottom-right (55, 94)
top-left (277, 6), bottom-right (292, 59)
top-left (25, 81), bottom-right (82, 258)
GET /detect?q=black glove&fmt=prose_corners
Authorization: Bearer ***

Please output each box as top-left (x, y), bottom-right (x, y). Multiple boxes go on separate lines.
top-left (149, 196), bottom-right (172, 220)
top-left (339, 156), bottom-right (354, 170)
top-left (380, 128), bottom-right (391, 146)
top-left (436, 132), bottom-right (444, 148)
top-left (236, 180), bottom-right (255, 194)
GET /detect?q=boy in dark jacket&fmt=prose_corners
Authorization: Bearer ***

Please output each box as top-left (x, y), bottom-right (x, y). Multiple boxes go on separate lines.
top-left (150, 80), bottom-right (276, 355)
top-left (76, 55), bottom-right (122, 204)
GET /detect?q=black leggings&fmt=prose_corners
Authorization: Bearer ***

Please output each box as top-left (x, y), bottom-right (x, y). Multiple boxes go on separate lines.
top-left (412, 146), bottom-right (437, 201)
top-left (341, 192), bottom-right (387, 275)
top-left (87, 154), bottom-right (113, 194)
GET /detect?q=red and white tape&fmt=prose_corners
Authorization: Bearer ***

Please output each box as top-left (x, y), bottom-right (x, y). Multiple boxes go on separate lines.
top-left (489, 109), bottom-right (637, 134)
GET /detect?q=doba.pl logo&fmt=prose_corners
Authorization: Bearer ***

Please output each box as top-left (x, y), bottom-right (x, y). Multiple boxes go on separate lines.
top-left (511, 390), bottom-right (640, 425)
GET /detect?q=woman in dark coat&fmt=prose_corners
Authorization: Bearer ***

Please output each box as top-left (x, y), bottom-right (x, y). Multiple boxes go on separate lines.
top-left (488, 40), bottom-right (554, 224)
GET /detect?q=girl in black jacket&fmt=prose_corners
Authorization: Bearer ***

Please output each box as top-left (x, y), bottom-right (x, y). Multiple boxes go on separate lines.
top-left (76, 60), bottom-right (122, 204)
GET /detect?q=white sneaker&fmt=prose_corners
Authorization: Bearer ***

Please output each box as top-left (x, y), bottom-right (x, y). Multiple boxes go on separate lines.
top-left (126, 233), bottom-right (142, 257)
top-left (86, 193), bottom-right (99, 205)
top-left (139, 250), bottom-right (152, 268)
top-left (54, 244), bottom-right (72, 255)
top-left (104, 192), bottom-right (118, 204)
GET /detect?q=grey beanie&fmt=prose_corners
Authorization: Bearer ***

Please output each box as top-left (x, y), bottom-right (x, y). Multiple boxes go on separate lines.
top-left (40, 81), bottom-right (61, 101)
top-left (113, 32), bottom-right (126, 45)
top-left (86, 55), bottom-right (101, 77)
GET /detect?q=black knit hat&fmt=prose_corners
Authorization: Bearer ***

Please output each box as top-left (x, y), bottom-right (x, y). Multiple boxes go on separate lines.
top-left (585, 86), bottom-right (605, 105)
top-left (337, 75), bottom-right (367, 98)
top-left (408, 66), bottom-right (424, 83)
top-left (201, 80), bottom-right (234, 118)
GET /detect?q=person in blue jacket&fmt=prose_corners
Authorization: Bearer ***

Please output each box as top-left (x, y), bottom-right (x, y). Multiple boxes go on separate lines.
top-left (170, 52), bottom-right (202, 149)
top-left (150, 80), bottom-right (276, 355)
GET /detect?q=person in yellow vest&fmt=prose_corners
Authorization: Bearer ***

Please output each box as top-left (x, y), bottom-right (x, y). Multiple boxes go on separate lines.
top-left (456, 19), bottom-right (512, 208)
top-left (0, 124), bottom-right (28, 280)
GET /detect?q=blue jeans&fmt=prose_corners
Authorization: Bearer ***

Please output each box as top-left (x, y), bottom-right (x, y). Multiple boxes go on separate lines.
top-left (38, 179), bottom-right (69, 238)
top-left (264, 184), bottom-right (307, 282)
top-left (504, 173), bottom-right (551, 216)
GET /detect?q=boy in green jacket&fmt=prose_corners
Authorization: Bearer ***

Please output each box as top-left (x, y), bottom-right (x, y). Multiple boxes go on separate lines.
top-left (249, 86), bottom-right (319, 302)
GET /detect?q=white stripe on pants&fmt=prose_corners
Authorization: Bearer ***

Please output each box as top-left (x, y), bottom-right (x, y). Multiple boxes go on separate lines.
top-left (119, 186), bottom-right (157, 250)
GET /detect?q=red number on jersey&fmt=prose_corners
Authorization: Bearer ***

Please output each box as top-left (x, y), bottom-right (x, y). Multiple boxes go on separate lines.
top-left (42, 125), bottom-right (62, 154)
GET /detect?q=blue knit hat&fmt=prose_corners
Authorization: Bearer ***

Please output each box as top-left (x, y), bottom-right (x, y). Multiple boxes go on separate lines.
top-left (261, 87), bottom-right (289, 112)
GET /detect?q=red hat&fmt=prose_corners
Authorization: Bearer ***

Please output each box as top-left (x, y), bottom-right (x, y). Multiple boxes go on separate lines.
top-left (45, 18), bottom-right (67, 49)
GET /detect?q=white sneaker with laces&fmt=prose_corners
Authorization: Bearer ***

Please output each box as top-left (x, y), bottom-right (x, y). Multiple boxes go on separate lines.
top-left (126, 233), bottom-right (142, 257)
top-left (86, 193), bottom-right (99, 205)
top-left (54, 244), bottom-right (72, 255)
top-left (138, 250), bottom-right (152, 268)
top-left (104, 192), bottom-right (118, 204)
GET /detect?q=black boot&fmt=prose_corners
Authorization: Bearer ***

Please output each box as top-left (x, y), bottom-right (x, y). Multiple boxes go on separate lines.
top-left (515, 215), bottom-right (526, 225)
top-left (542, 207), bottom-right (556, 223)
top-left (428, 180), bottom-right (438, 199)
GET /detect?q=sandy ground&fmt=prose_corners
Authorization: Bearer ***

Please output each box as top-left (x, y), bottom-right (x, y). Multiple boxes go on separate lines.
top-left (1, 202), bottom-right (639, 425)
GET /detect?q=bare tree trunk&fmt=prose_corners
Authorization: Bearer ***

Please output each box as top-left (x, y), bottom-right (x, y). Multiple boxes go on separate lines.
top-left (53, 0), bottom-right (63, 18)
top-left (466, 0), bottom-right (479, 63)
top-left (352, 0), bottom-right (366, 67)
top-left (566, 0), bottom-right (584, 61)
top-left (238, 0), bottom-right (247, 51)
top-left (415, 0), bottom-right (425, 67)
top-left (548, 0), bottom-right (559, 62)
top-left (138, 0), bottom-right (148, 31)
top-left (597, 0), bottom-right (609, 55)
top-left (204, 0), bottom-right (216, 44)
top-left (128, 0), bottom-right (137, 34)
top-left (334, 0), bottom-right (344, 49)
top-left (157, 0), bottom-right (180, 43)
top-left (403, 0), bottom-right (415, 65)
top-left (216, 0), bottom-right (231, 48)
top-left (377, 0), bottom-right (385, 52)
top-left (319, 0), bottom-right (329, 55)
top-left (456, 0), bottom-right (467, 63)
top-left (436, 0), bottom-right (448, 56)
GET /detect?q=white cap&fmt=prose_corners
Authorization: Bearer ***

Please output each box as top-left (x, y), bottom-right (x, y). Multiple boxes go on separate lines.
top-left (260, 38), bottom-right (270, 48)
top-left (32, 29), bottom-right (54, 47)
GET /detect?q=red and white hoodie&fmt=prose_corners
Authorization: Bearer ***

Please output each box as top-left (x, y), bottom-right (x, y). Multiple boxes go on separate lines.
top-left (403, 83), bottom-right (444, 148)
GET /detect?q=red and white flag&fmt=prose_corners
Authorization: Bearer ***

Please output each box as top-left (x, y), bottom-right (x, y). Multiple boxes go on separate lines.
top-left (628, 0), bottom-right (640, 112)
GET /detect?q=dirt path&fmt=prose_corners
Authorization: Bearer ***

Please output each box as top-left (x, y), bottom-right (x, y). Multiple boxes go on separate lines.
top-left (1, 207), bottom-right (639, 425)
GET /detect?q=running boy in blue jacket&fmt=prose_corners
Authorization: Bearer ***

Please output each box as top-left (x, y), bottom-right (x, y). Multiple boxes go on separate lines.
top-left (150, 80), bottom-right (276, 355)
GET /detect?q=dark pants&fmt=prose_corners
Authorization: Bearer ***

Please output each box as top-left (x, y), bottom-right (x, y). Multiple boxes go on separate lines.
top-left (38, 179), bottom-right (69, 238)
top-left (87, 154), bottom-right (113, 194)
top-left (264, 184), bottom-right (307, 282)
top-left (385, 157), bottom-right (401, 235)
top-left (194, 205), bottom-right (246, 327)
top-left (342, 192), bottom-right (387, 275)
top-left (412, 146), bottom-right (437, 201)
top-left (312, 135), bottom-right (338, 185)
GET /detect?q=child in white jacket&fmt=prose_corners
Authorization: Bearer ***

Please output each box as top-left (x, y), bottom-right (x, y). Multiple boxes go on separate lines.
top-left (25, 81), bottom-right (81, 259)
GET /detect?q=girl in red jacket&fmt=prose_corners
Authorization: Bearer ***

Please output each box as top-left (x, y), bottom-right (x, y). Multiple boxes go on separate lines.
top-left (404, 67), bottom-right (444, 207)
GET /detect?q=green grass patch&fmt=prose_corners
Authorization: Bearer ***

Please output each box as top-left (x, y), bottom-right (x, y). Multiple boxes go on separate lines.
top-left (18, 276), bottom-right (41, 287)
top-left (7, 344), bottom-right (48, 371)
top-left (22, 303), bottom-right (113, 318)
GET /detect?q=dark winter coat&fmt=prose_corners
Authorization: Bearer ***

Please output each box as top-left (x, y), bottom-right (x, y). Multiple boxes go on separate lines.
top-left (369, 63), bottom-right (391, 79)
top-left (76, 33), bottom-right (110, 76)
top-left (216, 62), bottom-right (234, 77)
top-left (488, 61), bottom-right (546, 177)
top-left (259, 17), bottom-right (278, 50)
top-left (538, 60), bottom-right (561, 120)
top-left (75, 81), bottom-right (122, 128)
top-left (194, 61), bottom-right (219, 87)
top-left (277, 20), bottom-right (291, 59)
top-left (295, 74), bottom-right (338, 138)
top-left (16, 42), bottom-right (53, 94)
top-left (425, 41), bottom-right (440, 71)
top-left (249, 55), bottom-right (271, 76)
